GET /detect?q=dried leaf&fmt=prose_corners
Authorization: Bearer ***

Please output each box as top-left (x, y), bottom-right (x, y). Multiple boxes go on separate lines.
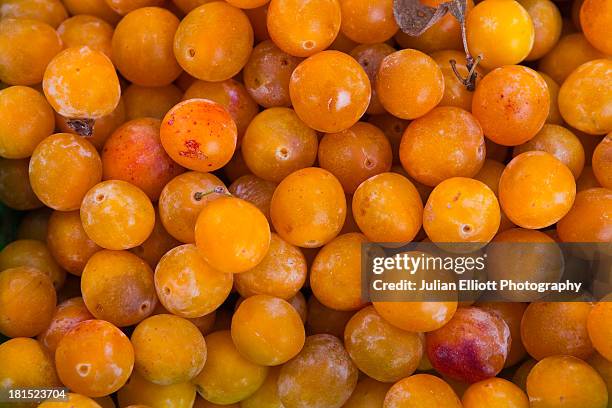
top-left (393, 0), bottom-right (449, 36)
top-left (393, 0), bottom-right (467, 36)
top-left (66, 118), bottom-right (95, 137)
top-left (446, 0), bottom-right (467, 23)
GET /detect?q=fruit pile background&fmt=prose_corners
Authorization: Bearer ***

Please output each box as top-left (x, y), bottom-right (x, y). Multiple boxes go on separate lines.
top-left (0, 0), bottom-right (611, 406)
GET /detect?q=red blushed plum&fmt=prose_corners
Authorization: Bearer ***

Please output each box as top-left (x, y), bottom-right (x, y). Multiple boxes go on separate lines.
top-left (426, 307), bottom-right (511, 383)
top-left (102, 118), bottom-right (184, 201)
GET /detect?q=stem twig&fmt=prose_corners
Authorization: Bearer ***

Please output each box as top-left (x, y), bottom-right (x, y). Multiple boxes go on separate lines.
top-left (193, 186), bottom-right (230, 201)
top-left (450, 14), bottom-right (482, 92)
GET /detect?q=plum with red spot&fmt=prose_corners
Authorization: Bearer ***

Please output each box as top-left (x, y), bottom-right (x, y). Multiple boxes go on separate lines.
top-left (160, 99), bottom-right (238, 172)
top-left (425, 307), bottom-right (511, 383)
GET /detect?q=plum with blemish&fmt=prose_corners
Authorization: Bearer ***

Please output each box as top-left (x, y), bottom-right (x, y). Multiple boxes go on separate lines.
top-left (426, 306), bottom-right (511, 383)
top-left (160, 99), bottom-right (237, 172)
